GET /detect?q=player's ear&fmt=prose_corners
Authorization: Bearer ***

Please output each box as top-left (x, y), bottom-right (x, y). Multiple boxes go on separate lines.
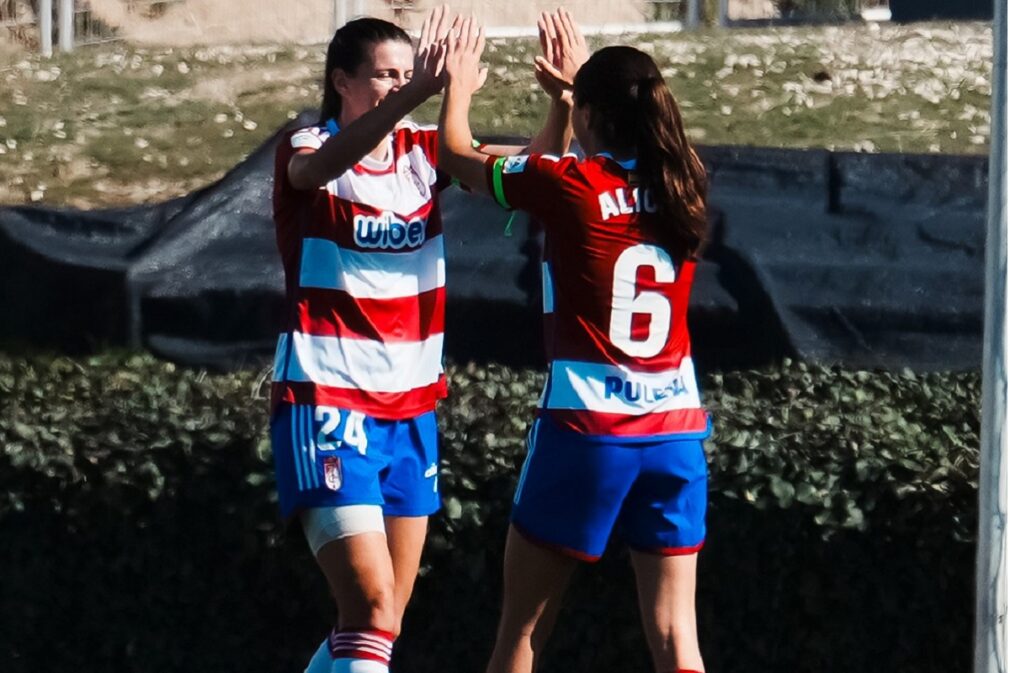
top-left (331, 68), bottom-right (351, 96)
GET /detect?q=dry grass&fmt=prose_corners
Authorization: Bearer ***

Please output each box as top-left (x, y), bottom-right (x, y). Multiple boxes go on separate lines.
top-left (0, 21), bottom-right (992, 209)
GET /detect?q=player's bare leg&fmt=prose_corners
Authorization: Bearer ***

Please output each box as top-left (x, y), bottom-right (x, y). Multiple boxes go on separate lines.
top-left (316, 531), bottom-right (398, 631)
top-left (384, 515), bottom-right (429, 635)
top-left (629, 551), bottom-right (705, 673)
top-left (485, 525), bottom-right (578, 673)
top-left (312, 532), bottom-right (398, 672)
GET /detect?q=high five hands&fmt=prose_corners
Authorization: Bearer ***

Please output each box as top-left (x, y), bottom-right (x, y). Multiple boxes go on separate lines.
top-left (535, 8), bottom-right (590, 103)
top-left (432, 7), bottom-right (587, 100)
top-left (411, 4), bottom-right (453, 98)
top-left (444, 15), bottom-right (488, 95)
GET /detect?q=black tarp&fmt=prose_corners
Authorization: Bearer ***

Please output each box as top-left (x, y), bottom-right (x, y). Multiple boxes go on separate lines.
top-left (890, 0), bottom-right (992, 22)
top-left (0, 113), bottom-right (986, 371)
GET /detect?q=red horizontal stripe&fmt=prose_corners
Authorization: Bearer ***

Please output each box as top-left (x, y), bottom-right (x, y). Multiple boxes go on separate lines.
top-left (544, 408), bottom-right (709, 438)
top-left (273, 377), bottom-right (447, 420)
top-left (544, 260), bottom-right (696, 373)
top-left (295, 287), bottom-right (445, 343)
top-left (633, 540), bottom-right (705, 557)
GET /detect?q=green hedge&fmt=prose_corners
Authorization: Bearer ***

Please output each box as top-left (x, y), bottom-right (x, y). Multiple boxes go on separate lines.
top-left (0, 352), bottom-right (979, 673)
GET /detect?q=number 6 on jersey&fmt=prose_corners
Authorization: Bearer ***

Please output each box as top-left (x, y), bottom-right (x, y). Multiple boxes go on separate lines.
top-left (608, 244), bottom-right (676, 358)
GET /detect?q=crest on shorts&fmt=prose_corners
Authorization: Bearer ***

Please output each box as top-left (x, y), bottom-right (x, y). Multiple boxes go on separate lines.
top-left (323, 456), bottom-right (343, 491)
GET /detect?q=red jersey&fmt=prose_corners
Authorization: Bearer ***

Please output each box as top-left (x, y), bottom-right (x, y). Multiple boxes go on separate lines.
top-left (272, 121), bottom-right (447, 419)
top-left (485, 152), bottom-right (709, 439)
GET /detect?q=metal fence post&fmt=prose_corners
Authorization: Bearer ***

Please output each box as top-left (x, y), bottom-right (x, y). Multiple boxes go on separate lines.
top-left (57, 0), bottom-right (73, 53)
top-left (975, 0), bottom-right (1009, 671)
top-left (718, 0), bottom-right (729, 26)
top-left (39, 0), bottom-right (53, 57)
top-left (686, 0), bottom-right (701, 28)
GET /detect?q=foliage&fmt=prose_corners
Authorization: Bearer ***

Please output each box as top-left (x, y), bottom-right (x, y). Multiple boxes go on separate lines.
top-left (0, 351), bottom-right (980, 673)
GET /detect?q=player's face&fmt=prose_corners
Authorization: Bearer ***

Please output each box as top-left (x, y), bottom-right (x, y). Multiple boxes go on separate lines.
top-left (332, 40), bottom-right (415, 125)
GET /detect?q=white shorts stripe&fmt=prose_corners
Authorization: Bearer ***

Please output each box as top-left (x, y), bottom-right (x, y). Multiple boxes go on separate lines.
top-left (303, 406), bottom-right (319, 489)
top-left (291, 405), bottom-right (305, 492)
top-left (299, 235), bottom-right (445, 300)
top-left (542, 358), bottom-right (702, 416)
top-left (274, 332), bottom-right (445, 394)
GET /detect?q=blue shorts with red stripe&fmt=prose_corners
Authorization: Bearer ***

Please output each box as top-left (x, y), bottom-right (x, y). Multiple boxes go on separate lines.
top-left (511, 415), bottom-right (709, 561)
top-left (270, 403), bottom-right (440, 520)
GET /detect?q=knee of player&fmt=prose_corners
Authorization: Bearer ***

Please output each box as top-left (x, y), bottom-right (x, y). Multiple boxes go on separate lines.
top-left (360, 585), bottom-right (398, 632)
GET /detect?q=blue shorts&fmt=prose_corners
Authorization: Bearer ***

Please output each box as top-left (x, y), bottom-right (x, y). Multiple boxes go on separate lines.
top-left (271, 403), bottom-right (440, 520)
top-left (511, 416), bottom-right (708, 561)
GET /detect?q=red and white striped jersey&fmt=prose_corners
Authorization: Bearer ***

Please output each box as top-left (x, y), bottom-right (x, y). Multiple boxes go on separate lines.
top-left (272, 121), bottom-right (447, 419)
top-left (485, 152), bottom-right (709, 439)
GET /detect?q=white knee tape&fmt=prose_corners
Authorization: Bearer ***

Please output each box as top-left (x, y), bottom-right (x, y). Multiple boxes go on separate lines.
top-left (301, 505), bottom-right (386, 556)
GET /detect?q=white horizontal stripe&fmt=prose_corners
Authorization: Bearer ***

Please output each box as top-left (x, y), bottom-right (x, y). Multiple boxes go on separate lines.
top-left (542, 357), bottom-right (701, 415)
top-left (327, 148), bottom-right (436, 213)
top-left (274, 332), bottom-right (444, 393)
top-left (300, 235), bottom-right (445, 299)
top-left (331, 638), bottom-right (392, 655)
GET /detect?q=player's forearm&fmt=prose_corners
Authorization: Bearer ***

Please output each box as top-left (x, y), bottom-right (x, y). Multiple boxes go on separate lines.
top-left (526, 97), bottom-right (573, 156)
top-left (289, 84), bottom-right (430, 190)
top-left (438, 85), bottom-right (490, 194)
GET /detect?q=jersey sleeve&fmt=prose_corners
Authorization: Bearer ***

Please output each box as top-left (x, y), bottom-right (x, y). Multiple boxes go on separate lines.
top-left (484, 153), bottom-right (577, 221)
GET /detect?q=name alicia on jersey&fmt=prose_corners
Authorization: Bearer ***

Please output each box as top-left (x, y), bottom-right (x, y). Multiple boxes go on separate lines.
top-left (353, 212), bottom-right (427, 250)
top-left (599, 187), bottom-right (657, 221)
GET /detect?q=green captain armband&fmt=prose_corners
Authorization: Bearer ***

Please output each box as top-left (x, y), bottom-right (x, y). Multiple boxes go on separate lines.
top-left (491, 156), bottom-right (511, 210)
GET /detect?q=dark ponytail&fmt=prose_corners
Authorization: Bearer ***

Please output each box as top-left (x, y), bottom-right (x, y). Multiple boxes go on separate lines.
top-left (320, 17), bottom-right (411, 123)
top-left (573, 46), bottom-right (708, 260)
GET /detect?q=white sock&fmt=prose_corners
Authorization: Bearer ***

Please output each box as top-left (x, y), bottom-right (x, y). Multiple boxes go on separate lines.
top-left (331, 659), bottom-right (390, 673)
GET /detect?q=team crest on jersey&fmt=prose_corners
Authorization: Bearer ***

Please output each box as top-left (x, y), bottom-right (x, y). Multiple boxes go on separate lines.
top-left (503, 155), bottom-right (530, 174)
top-left (323, 456), bottom-right (343, 491)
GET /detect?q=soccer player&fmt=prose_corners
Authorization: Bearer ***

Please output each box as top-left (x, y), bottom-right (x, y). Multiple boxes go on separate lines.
top-left (438, 20), bottom-right (710, 673)
top-left (270, 7), bottom-right (582, 673)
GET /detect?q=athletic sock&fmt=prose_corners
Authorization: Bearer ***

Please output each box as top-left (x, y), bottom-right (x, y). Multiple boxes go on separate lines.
top-left (328, 628), bottom-right (395, 673)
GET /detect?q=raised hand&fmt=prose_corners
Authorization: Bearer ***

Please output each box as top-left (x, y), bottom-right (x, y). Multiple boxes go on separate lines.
top-left (534, 7), bottom-right (589, 102)
top-left (444, 15), bottom-right (487, 95)
top-left (410, 4), bottom-right (452, 98)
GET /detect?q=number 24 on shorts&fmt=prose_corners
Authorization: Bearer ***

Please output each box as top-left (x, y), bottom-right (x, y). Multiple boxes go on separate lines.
top-left (314, 406), bottom-right (369, 455)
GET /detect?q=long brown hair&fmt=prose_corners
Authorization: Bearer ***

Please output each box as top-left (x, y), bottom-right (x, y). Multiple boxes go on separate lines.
top-left (573, 46), bottom-right (708, 260)
top-left (319, 17), bottom-right (411, 123)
